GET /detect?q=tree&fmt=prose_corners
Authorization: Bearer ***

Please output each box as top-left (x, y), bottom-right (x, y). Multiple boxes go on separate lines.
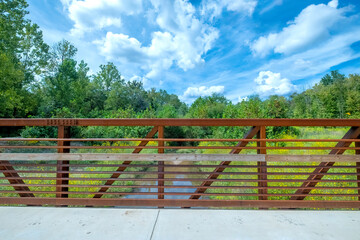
top-left (41, 59), bottom-right (78, 115)
top-left (0, 0), bottom-right (49, 117)
top-left (0, 53), bottom-right (26, 117)
top-left (320, 70), bottom-right (345, 86)
top-left (187, 94), bottom-right (228, 118)
top-left (94, 62), bottom-right (123, 92)
top-left (49, 39), bottom-right (77, 71)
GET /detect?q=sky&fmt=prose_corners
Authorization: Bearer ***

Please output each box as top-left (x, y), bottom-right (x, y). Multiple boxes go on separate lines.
top-left (27, 0), bottom-right (360, 103)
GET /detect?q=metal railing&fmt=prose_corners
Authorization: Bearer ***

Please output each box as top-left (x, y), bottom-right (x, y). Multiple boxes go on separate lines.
top-left (0, 118), bottom-right (359, 209)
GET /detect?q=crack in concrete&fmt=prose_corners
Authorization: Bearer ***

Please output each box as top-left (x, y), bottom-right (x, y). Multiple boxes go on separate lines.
top-left (150, 209), bottom-right (160, 240)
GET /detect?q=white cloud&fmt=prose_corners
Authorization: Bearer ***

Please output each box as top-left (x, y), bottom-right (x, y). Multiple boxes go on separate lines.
top-left (129, 75), bottom-right (150, 88)
top-left (254, 71), bottom-right (295, 96)
top-left (257, 29), bottom-right (360, 80)
top-left (251, 0), bottom-right (346, 57)
top-left (62, 0), bottom-right (143, 35)
top-left (201, 0), bottom-right (258, 19)
top-left (94, 32), bottom-right (145, 63)
top-left (259, 0), bottom-right (283, 14)
top-left (183, 86), bottom-right (225, 99)
top-left (94, 0), bottom-right (219, 79)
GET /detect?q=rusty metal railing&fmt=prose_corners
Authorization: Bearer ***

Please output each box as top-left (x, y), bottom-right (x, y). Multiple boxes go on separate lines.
top-left (0, 118), bottom-right (360, 209)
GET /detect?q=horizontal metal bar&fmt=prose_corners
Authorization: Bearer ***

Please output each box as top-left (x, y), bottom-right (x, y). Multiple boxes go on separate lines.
top-left (2, 138), bottom-right (360, 142)
top-left (1, 183), bottom-right (359, 190)
top-left (1, 118), bottom-right (360, 127)
top-left (0, 153), bottom-right (264, 162)
top-left (1, 163), bottom-right (357, 169)
top-left (1, 153), bottom-right (360, 162)
top-left (1, 197), bottom-right (359, 208)
top-left (0, 190), bottom-right (358, 197)
top-left (1, 169), bottom-right (358, 175)
top-left (3, 145), bottom-right (360, 150)
top-left (0, 176), bottom-right (359, 182)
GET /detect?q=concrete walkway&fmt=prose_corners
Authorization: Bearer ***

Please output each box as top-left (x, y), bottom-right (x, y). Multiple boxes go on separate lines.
top-left (0, 207), bottom-right (359, 240)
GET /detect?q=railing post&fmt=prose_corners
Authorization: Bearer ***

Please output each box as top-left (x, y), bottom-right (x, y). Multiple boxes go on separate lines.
top-left (356, 134), bottom-right (360, 202)
top-left (158, 126), bottom-right (164, 208)
top-left (257, 126), bottom-right (268, 205)
top-left (56, 125), bottom-right (70, 202)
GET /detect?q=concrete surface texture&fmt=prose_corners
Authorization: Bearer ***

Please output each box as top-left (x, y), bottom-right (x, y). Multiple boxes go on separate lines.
top-left (0, 207), bottom-right (359, 240)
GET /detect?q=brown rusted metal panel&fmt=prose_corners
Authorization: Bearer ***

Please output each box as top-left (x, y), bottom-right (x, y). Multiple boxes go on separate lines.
top-left (4, 145), bottom-right (360, 151)
top-left (1, 197), bottom-right (360, 209)
top-left (2, 190), bottom-right (359, 197)
top-left (56, 126), bottom-right (70, 200)
top-left (2, 176), bottom-right (358, 183)
top-left (257, 126), bottom-right (267, 202)
top-left (356, 136), bottom-right (360, 202)
top-left (2, 183), bottom-right (359, 190)
top-left (290, 127), bottom-right (360, 200)
top-left (4, 169), bottom-right (360, 176)
top-left (3, 137), bottom-right (360, 143)
top-left (47, 119), bottom-right (78, 126)
top-left (188, 126), bottom-right (260, 200)
top-left (2, 118), bottom-right (360, 127)
top-left (93, 127), bottom-right (158, 199)
top-left (158, 126), bottom-right (165, 205)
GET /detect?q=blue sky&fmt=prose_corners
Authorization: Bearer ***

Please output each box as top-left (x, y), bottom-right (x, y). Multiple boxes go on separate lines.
top-left (27, 0), bottom-right (360, 103)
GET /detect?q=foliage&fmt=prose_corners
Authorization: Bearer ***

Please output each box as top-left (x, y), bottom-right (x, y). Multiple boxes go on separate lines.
top-left (2, 0), bottom-right (360, 142)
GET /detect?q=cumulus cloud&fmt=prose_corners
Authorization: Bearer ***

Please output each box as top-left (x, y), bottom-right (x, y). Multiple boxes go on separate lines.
top-left (254, 71), bottom-right (295, 96)
top-left (183, 86), bottom-right (225, 99)
top-left (94, 0), bottom-right (219, 78)
top-left (251, 0), bottom-right (346, 57)
top-left (201, 0), bottom-right (258, 19)
top-left (63, 0), bottom-right (143, 35)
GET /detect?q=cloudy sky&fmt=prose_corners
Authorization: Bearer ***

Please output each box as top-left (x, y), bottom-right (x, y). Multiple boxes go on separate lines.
top-left (27, 0), bottom-right (360, 103)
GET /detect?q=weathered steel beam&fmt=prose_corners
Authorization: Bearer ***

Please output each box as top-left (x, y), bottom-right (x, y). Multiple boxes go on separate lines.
top-left (2, 118), bottom-right (360, 127)
top-left (1, 153), bottom-right (360, 162)
top-left (356, 136), bottom-right (360, 202)
top-left (1, 197), bottom-right (359, 209)
top-left (257, 126), bottom-right (267, 202)
top-left (56, 126), bottom-right (70, 199)
top-left (158, 126), bottom-right (164, 205)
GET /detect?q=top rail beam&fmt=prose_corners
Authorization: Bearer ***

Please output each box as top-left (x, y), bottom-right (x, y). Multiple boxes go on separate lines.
top-left (1, 118), bottom-right (360, 127)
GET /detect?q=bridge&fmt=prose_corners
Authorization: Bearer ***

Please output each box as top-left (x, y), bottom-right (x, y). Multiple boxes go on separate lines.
top-left (1, 118), bottom-right (360, 239)
top-left (0, 118), bottom-right (360, 209)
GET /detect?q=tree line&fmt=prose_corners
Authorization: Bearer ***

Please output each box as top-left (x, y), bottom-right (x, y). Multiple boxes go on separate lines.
top-left (1, 0), bottom-right (360, 139)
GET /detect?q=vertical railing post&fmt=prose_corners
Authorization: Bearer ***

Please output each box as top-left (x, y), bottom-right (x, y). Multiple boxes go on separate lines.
top-left (356, 134), bottom-right (360, 202)
top-left (158, 126), bottom-right (165, 208)
top-left (56, 125), bottom-right (70, 202)
top-left (257, 126), bottom-right (268, 205)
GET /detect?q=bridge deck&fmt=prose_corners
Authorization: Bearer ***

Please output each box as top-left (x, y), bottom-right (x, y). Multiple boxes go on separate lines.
top-left (0, 207), bottom-right (359, 240)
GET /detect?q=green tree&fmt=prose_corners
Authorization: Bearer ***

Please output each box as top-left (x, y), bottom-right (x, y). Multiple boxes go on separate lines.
top-left (49, 39), bottom-right (77, 71)
top-left (0, 0), bottom-right (49, 117)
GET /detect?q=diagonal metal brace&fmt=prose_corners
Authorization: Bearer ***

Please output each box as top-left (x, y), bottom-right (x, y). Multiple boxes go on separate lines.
top-left (290, 127), bottom-right (360, 200)
top-left (0, 161), bottom-right (35, 198)
top-left (188, 126), bottom-right (260, 200)
top-left (93, 126), bottom-right (158, 198)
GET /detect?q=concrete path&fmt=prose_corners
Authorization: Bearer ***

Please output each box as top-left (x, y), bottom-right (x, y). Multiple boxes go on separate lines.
top-left (0, 207), bottom-right (359, 240)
